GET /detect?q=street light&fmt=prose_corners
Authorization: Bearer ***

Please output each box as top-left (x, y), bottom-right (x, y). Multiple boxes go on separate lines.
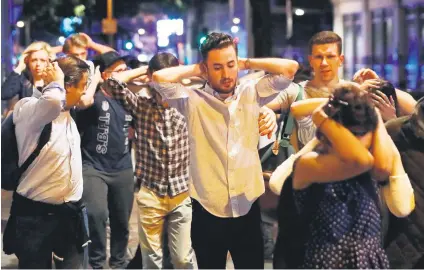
top-left (138, 28), bottom-right (146, 35)
top-left (232, 17), bottom-right (240, 24)
top-left (294, 9), bottom-right (305, 16)
top-left (16, 21), bottom-right (25, 28)
top-left (58, 36), bottom-right (66, 44)
top-left (137, 54), bottom-right (148, 62)
top-left (230, 25), bottom-right (239, 34)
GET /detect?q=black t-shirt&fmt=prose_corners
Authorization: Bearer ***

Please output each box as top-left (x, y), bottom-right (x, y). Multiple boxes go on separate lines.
top-left (75, 89), bottom-right (133, 172)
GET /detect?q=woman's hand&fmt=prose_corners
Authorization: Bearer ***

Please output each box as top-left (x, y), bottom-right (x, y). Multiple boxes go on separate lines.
top-left (353, 68), bottom-right (379, 84)
top-left (369, 90), bottom-right (397, 122)
top-left (15, 53), bottom-right (28, 73)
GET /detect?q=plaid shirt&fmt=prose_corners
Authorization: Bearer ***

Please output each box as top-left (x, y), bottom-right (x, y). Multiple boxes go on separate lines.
top-left (105, 78), bottom-right (189, 197)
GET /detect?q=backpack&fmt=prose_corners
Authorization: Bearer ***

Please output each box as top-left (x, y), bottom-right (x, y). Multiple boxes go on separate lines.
top-left (1, 113), bottom-right (52, 191)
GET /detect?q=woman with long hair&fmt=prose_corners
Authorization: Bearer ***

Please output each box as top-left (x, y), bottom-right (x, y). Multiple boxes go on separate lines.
top-left (2, 41), bottom-right (55, 117)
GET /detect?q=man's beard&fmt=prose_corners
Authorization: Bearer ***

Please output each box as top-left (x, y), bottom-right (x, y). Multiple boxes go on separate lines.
top-left (210, 80), bottom-right (237, 96)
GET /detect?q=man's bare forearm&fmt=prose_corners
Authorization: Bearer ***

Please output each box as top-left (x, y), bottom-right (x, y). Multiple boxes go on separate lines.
top-left (152, 64), bottom-right (202, 83)
top-left (113, 66), bottom-right (149, 83)
top-left (247, 58), bottom-right (298, 79)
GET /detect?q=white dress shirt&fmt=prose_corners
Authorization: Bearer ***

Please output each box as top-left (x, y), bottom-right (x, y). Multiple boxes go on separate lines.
top-left (13, 82), bottom-right (83, 204)
top-left (153, 74), bottom-right (292, 217)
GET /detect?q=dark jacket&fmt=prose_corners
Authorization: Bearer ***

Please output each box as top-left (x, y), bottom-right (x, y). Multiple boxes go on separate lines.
top-left (1, 70), bottom-right (34, 101)
top-left (385, 116), bottom-right (424, 269)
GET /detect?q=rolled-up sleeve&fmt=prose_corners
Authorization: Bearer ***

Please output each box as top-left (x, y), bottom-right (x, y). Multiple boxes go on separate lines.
top-left (255, 74), bottom-right (292, 106)
top-left (105, 78), bottom-right (139, 116)
top-left (149, 82), bottom-right (191, 100)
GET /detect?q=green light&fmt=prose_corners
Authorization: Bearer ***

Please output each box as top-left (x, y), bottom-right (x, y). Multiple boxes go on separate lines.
top-left (199, 36), bottom-right (207, 45)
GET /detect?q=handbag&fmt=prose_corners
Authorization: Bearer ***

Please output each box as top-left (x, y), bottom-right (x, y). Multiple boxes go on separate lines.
top-left (259, 84), bottom-right (303, 175)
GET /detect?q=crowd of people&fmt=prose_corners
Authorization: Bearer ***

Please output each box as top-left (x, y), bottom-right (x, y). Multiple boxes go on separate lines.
top-left (1, 29), bottom-right (423, 269)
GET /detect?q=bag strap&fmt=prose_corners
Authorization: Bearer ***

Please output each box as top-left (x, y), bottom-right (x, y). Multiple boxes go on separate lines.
top-left (279, 84), bottom-right (304, 140)
top-left (18, 123), bottom-right (52, 174)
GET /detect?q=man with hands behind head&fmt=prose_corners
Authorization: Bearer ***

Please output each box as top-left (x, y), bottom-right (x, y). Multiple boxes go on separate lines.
top-left (152, 32), bottom-right (298, 269)
top-left (9, 56), bottom-right (91, 269)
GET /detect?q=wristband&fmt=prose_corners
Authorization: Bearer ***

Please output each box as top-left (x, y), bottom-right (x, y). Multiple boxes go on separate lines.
top-left (245, 58), bottom-right (251, 70)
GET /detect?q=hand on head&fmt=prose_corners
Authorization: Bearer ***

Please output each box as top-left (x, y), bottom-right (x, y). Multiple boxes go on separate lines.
top-left (78, 33), bottom-right (93, 48)
top-left (42, 61), bottom-right (65, 86)
top-left (353, 68), bottom-right (379, 84)
top-left (16, 53), bottom-right (28, 72)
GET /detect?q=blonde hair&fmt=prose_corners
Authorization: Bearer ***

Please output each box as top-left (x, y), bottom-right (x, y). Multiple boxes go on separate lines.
top-left (63, 33), bottom-right (88, 53)
top-left (22, 41), bottom-right (55, 65)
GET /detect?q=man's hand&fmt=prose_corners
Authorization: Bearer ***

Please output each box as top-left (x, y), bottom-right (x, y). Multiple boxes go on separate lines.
top-left (76, 66), bottom-right (101, 109)
top-left (259, 106), bottom-right (277, 139)
top-left (79, 33), bottom-right (94, 48)
top-left (353, 68), bottom-right (379, 84)
top-left (42, 61), bottom-right (65, 87)
top-left (369, 90), bottom-right (397, 121)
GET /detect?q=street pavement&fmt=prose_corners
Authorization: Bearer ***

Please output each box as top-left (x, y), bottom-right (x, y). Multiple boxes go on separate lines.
top-left (1, 190), bottom-right (272, 269)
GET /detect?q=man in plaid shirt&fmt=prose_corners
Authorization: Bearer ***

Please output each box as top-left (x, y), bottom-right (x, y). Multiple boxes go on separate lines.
top-left (103, 52), bottom-right (195, 269)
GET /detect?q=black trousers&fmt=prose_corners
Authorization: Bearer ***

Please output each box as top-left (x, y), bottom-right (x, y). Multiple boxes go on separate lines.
top-left (7, 193), bottom-right (87, 269)
top-left (191, 199), bottom-right (264, 269)
top-left (82, 165), bottom-right (134, 269)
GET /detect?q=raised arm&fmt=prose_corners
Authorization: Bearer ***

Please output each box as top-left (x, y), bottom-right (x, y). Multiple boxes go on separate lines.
top-left (353, 68), bottom-right (416, 116)
top-left (293, 106), bottom-right (374, 189)
top-left (396, 89), bottom-right (416, 116)
top-left (26, 62), bottom-right (66, 128)
top-left (80, 33), bottom-right (114, 55)
top-left (105, 66), bottom-right (150, 116)
top-left (152, 64), bottom-right (202, 83)
top-left (242, 58), bottom-right (298, 106)
top-left (240, 58), bottom-right (298, 79)
top-left (369, 110), bottom-right (394, 181)
top-left (290, 98), bottom-right (328, 119)
top-left (380, 142), bottom-right (415, 217)
top-left (76, 66), bottom-right (101, 109)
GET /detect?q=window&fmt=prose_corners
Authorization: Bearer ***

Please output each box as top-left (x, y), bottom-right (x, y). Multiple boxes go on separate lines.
top-left (372, 9), bottom-right (385, 78)
top-left (405, 7), bottom-right (419, 90)
top-left (384, 9), bottom-right (395, 84)
top-left (343, 14), bottom-right (354, 79)
top-left (353, 14), bottom-right (364, 73)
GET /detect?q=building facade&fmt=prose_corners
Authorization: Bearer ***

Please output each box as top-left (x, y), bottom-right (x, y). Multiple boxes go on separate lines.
top-left (332, 0), bottom-right (424, 91)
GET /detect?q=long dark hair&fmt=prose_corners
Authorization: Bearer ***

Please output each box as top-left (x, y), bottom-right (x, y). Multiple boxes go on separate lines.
top-left (317, 83), bottom-right (378, 141)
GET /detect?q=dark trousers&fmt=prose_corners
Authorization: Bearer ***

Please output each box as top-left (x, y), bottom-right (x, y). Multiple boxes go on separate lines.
top-left (9, 194), bottom-right (87, 269)
top-left (82, 165), bottom-right (134, 269)
top-left (15, 215), bottom-right (84, 269)
top-left (191, 199), bottom-right (264, 269)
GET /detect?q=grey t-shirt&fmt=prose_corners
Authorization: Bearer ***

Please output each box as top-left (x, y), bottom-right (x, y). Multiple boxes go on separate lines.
top-left (273, 80), bottom-right (345, 148)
